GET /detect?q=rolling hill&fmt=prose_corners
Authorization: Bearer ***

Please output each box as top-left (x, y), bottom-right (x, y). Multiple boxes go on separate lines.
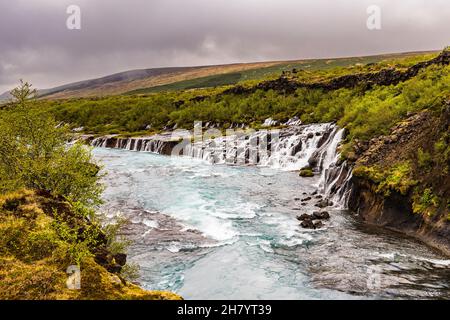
top-left (0, 50), bottom-right (438, 101)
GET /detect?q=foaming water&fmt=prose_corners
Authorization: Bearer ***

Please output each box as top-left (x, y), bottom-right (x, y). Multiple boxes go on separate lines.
top-left (94, 148), bottom-right (450, 299)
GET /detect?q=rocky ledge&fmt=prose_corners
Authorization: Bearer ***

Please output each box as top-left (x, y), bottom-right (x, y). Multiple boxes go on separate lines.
top-left (348, 104), bottom-right (450, 256)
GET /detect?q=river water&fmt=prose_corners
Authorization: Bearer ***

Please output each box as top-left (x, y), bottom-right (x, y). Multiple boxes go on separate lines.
top-left (93, 147), bottom-right (450, 300)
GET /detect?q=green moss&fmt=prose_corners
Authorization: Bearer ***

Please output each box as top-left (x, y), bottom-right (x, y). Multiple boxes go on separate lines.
top-left (299, 168), bottom-right (314, 177)
top-left (417, 147), bottom-right (433, 169)
top-left (434, 133), bottom-right (450, 174)
top-left (0, 190), bottom-right (182, 300)
top-left (353, 162), bottom-right (417, 196)
top-left (412, 188), bottom-right (440, 217)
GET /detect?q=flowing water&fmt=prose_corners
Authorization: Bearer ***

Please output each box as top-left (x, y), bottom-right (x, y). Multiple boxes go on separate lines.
top-left (92, 124), bottom-right (450, 299)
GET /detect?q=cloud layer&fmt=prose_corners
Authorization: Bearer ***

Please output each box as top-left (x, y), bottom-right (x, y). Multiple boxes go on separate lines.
top-left (0, 0), bottom-right (449, 92)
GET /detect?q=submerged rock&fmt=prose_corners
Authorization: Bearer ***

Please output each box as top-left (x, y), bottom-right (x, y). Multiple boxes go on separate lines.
top-left (300, 217), bottom-right (325, 229)
top-left (297, 213), bottom-right (313, 221)
top-left (300, 219), bottom-right (315, 229)
top-left (313, 211), bottom-right (330, 220)
top-left (313, 221), bottom-right (324, 229)
top-left (299, 167), bottom-right (314, 177)
top-left (315, 199), bottom-right (333, 208)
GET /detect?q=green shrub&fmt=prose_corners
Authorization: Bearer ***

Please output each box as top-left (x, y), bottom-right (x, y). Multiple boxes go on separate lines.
top-left (0, 81), bottom-right (104, 208)
top-left (417, 148), bottom-right (433, 170)
top-left (412, 188), bottom-right (440, 217)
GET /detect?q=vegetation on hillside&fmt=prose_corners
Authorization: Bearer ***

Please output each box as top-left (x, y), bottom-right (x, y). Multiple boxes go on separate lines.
top-left (352, 103), bottom-right (450, 222)
top-left (0, 81), bottom-right (181, 300)
top-left (31, 51), bottom-right (448, 149)
top-left (124, 51), bottom-right (436, 95)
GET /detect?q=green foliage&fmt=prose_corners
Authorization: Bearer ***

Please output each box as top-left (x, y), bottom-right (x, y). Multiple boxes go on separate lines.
top-left (120, 263), bottom-right (140, 282)
top-left (33, 57), bottom-right (449, 155)
top-left (353, 162), bottom-right (417, 196)
top-left (0, 82), bottom-right (104, 207)
top-left (417, 148), bottom-right (433, 170)
top-left (128, 73), bottom-right (243, 94)
top-left (51, 219), bottom-right (94, 266)
top-left (299, 168), bottom-right (314, 177)
top-left (412, 188), bottom-right (440, 217)
top-left (434, 133), bottom-right (450, 174)
top-left (102, 217), bottom-right (131, 256)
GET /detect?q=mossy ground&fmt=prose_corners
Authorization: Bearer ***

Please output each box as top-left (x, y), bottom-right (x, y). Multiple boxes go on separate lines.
top-left (0, 190), bottom-right (182, 300)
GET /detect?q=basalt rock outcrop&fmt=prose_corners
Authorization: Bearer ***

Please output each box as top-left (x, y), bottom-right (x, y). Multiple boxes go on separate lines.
top-left (348, 104), bottom-right (450, 256)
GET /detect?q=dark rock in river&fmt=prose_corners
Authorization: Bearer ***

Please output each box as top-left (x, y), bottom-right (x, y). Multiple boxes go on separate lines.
top-left (300, 219), bottom-right (315, 229)
top-left (313, 211), bottom-right (330, 220)
top-left (313, 221), bottom-right (324, 229)
top-left (297, 214), bottom-right (313, 221)
top-left (315, 199), bottom-right (333, 208)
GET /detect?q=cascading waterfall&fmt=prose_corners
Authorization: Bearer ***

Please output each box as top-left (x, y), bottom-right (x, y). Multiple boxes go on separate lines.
top-left (314, 128), bottom-right (353, 209)
top-left (183, 123), bottom-right (335, 171)
top-left (90, 121), bottom-right (353, 208)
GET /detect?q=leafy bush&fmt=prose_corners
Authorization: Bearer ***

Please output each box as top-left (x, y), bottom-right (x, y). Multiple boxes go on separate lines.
top-left (0, 81), bottom-right (104, 207)
top-left (412, 188), bottom-right (440, 217)
top-left (417, 148), bottom-right (433, 170)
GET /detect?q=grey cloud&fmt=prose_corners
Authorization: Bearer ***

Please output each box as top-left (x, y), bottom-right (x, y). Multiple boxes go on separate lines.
top-left (0, 0), bottom-right (449, 92)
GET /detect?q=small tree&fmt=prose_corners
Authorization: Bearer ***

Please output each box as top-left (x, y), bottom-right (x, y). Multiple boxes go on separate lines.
top-left (10, 80), bottom-right (37, 107)
top-left (0, 81), bottom-right (103, 207)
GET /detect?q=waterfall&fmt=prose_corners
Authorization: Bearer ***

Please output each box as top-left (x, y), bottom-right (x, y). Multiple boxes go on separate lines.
top-left (316, 128), bottom-right (345, 191)
top-left (313, 127), bottom-right (353, 209)
top-left (90, 122), bottom-right (353, 207)
top-left (183, 123), bottom-right (335, 171)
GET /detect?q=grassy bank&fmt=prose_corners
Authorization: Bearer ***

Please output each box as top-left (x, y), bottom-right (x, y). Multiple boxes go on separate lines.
top-left (0, 82), bottom-right (182, 300)
top-left (0, 190), bottom-right (182, 300)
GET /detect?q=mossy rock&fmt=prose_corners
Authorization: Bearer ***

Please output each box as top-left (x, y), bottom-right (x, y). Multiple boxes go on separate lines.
top-left (299, 168), bottom-right (314, 177)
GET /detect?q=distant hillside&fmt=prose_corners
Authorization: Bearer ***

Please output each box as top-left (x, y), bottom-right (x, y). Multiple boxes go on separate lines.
top-left (35, 62), bottom-right (283, 99)
top-left (127, 51), bottom-right (438, 95)
top-left (0, 50), bottom-right (438, 101)
top-left (0, 91), bottom-right (11, 102)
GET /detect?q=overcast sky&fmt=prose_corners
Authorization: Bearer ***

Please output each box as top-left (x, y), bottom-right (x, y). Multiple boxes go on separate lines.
top-left (0, 0), bottom-right (449, 93)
